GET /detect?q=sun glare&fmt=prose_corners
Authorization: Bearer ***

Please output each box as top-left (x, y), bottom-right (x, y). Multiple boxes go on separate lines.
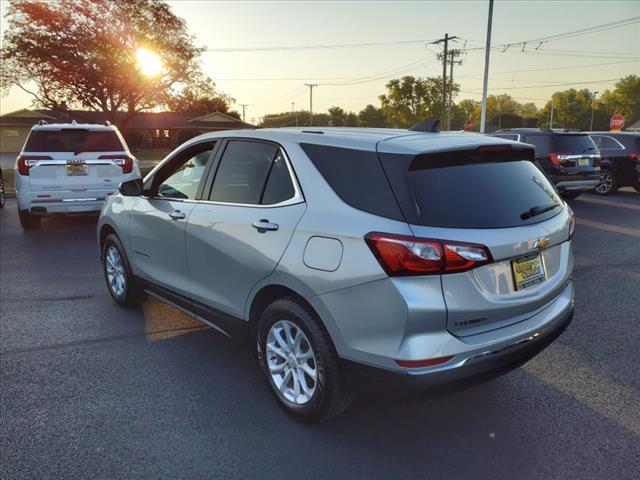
top-left (135, 48), bottom-right (163, 77)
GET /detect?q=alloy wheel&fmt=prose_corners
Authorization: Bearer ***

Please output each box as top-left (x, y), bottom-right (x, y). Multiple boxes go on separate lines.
top-left (266, 320), bottom-right (318, 405)
top-left (105, 246), bottom-right (126, 297)
top-left (595, 171), bottom-right (614, 194)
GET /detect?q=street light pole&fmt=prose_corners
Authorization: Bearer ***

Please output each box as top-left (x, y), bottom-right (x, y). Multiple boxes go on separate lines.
top-left (304, 84), bottom-right (317, 126)
top-left (590, 91), bottom-right (598, 131)
top-left (240, 104), bottom-right (248, 124)
top-left (292, 101), bottom-right (298, 127)
top-left (480, 0), bottom-right (494, 133)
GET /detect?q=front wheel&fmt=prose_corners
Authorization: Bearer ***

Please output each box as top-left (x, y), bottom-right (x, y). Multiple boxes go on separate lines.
top-left (257, 298), bottom-right (352, 423)
top-left (594, 169), bottom-right (617, 195)
top-left (102, 234), bottom-right (142, 307)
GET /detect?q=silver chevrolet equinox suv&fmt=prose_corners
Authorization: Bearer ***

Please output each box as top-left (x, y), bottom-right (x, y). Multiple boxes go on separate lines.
top-left (98, 125), bottom-right (575, 422)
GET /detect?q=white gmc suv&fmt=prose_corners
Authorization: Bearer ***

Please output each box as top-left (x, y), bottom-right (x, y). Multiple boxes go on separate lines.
top-left (15, 121), bottom-right (141, 230)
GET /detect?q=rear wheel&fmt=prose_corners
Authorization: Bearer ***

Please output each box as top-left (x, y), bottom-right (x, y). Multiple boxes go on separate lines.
top-left (18, 209), bottom-right (41, 230)
top-left (560, 191), bottom-right (581, 200)
top-left (594, 169), bottom-right (617, 195)
top-left (102, 234), bottom-right (142, 307)
top-left (257, 298), bottom-right (352, 423)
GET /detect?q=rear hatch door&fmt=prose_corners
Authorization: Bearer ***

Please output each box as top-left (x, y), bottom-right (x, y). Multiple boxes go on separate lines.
top-left (377, 137), bottom-right (573, 336)
top-left (550, 133), bottom-right (600, 171)
top-left (23, 128), bottom-right (128, 191)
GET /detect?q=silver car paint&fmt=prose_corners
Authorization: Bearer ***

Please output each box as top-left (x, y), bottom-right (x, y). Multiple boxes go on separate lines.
top-left (98, 128), bottom-right (574, 376)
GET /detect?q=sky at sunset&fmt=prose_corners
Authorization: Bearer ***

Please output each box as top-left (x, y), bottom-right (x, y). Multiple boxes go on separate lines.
top-left (1, 0), bottom-right (638, 122)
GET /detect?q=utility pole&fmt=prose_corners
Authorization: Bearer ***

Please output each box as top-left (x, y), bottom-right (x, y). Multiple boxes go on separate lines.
top-left (292, 101), bottom-right (298, 127)
top-left (446, 49), bottom-right (463, 131)
top-left (304, 84), bottom-right (317, 126)
top-left (480, 0), bottom-right (494, 133)
top-left (239, 104), bottom-right (248, 124)
top-left (550, 103), bottom-right (554, 129)
top-left (590, 91), bottom-right (598, 131)
top-left (432, 34), bottom-right (458, 124)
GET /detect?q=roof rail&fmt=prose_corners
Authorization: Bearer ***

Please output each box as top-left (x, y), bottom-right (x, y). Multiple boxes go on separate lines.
top-left (105, 120), bottom-right (112, 126)
top-left (37, 119), bottom-right (48, 125)
top-left (409, 118), bottom-right (440, 133)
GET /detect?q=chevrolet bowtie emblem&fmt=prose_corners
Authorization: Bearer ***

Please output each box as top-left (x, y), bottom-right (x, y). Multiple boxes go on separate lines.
top-left (534, 237), bottom-right (550, 250)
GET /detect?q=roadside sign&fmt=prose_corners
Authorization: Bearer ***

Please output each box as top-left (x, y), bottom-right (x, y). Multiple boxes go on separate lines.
top-left (610, 114), bottom-right (624, 131)
top-left (464, 119), bottom-right (473, 132)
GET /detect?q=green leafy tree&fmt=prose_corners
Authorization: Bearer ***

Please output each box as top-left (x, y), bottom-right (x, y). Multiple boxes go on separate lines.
top-left (1, 0), bottom-right (206, 127)
top-left (538, 89), bottom-right (594, 130)
top-left (328, 106), bottom-right (347, 126)
top-left (358, 104), bottom-right (386, 127)
top-left (379, 76), bottom-right (454, 128)
top-left (599, 75), bottom-right (640, 126)
top-left (166, 76), bottom-right (239, 118)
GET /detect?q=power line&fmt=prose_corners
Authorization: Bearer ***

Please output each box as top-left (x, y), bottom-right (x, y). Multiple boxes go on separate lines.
top-left (463, 77), bottom-right (621, 92)
top-left (205, 38), bottom-right (438, 53)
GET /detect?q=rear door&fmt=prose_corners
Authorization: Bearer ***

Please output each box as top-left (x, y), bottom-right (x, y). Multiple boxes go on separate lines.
top-left (22, 128), bottom-right (130, 192)
top-left (186, 139), bottom-right (305, 320)
top-left (377, 145), bottom-right (573, 336)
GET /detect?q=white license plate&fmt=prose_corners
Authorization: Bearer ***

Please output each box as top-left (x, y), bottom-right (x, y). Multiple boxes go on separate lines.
top-left (66, 164), bottom-right (88, 176)
top-left (577, 158), bottom-right (590, 167)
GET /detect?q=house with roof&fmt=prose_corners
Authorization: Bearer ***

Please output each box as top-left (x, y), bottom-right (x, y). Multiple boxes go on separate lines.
top-left (0, 109), bottom-right (253, 153)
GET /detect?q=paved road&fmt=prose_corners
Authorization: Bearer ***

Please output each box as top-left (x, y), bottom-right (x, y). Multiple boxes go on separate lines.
top-left (1, 192), bottom-right (639, 479)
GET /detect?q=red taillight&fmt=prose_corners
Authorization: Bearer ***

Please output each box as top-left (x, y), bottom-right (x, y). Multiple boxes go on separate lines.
top-left (99, 154), bottom-right (134, 174)
top-left (16, 155), bottom-right (52, 175)
top-left (394, 355), bottom-right (454, 369)
top-left (364, 233), bottom-right (492, 276)
top-left (629, 153), bottom-right (639, 162)
top-left (549, 152), bottom-right (562, 166)
top-left (568, 211), bottom-right (576, 240)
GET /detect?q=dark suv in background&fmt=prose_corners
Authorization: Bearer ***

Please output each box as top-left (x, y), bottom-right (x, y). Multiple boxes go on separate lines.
top-left (490, 129), bottom-right (600, 199)
top-left (588, 132), bottom-right (640, 195)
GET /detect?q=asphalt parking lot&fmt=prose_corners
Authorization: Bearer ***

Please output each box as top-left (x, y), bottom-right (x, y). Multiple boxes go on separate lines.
top-left (1, 191), bottom-right (639, 480)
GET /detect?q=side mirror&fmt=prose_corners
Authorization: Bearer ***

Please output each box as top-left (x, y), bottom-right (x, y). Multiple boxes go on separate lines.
top-left (119, 178), bottom-right (143, 196)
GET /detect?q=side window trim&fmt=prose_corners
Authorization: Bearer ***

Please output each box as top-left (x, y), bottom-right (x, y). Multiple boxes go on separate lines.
top-left (593, 135), bottom-right (624, 150)
top-left (202, 138), bottom-right (304, 208)
top-left (142, 139), bottom-right (218, 201)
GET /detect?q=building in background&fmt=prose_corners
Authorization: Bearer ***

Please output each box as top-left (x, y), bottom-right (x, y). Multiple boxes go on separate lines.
top-left (0, 109), bottom-right (253, 153)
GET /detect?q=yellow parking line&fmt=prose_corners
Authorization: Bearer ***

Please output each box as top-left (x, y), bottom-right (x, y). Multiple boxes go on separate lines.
top-left (577, 196), bottom-right (640, 211)
top-left (577, 218), bottom-right (640, 238)
top-left (524, 343), bottom-right (640, 436)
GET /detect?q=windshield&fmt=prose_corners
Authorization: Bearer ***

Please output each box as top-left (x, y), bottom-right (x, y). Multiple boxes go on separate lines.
top-left (24, 129), bottom-right (124, 153)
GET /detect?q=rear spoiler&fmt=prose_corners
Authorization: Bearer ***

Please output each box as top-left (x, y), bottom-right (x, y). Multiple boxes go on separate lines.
top-left (409, 143), bottom-right (535, 170)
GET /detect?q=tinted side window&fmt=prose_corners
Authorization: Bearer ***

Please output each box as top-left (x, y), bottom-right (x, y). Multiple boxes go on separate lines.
top-left (210, 141), bottom-right (278, 204)
top-left (522, 135), bottom-right (552, 155)
top-left (300, 143), bottom-right (403, 221)
top-left (592, 136), bottom-right (622, 150)
top-left (262, 151), bottom-right (295, 205)
top-left (156, 144), bottom-right (214, 200)
top-left (492, 134), bottom-right (519, 141)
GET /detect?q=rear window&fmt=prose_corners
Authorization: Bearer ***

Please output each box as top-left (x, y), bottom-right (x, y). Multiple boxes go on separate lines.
top-left (380, 152), bottom-right (562, 229)
top-left (25, 129), bottom-right (124, 153)
top-left (552, 134), bottom-right (596, 154)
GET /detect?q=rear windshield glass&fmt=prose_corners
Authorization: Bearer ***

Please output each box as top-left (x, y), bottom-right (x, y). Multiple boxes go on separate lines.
top-left (552, 134), bottom-right (596, 154)
top-left (401, 160), bottom-right (561, 228)
top-left (25, 129), bottom-right (124, 153)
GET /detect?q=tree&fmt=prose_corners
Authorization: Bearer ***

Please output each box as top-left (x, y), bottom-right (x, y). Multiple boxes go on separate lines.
top-left (599, 75), bottom-right (640, 126)
top-left (379, 76), bottom-right (454, 128)
top-left (166, 76), bottom-right (240, 118)
top-left (328, 106), bottom-right (347, 126)
top-left (538, 89), bottom-right (594, 130)
top-left (358, 104), bottom-right (386, 127)
top-left (1, 0), bottom-right (205, 127)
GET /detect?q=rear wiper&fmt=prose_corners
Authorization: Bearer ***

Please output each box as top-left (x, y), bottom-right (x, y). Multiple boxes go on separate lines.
top-left (520, 203), bottom-right (560, 220)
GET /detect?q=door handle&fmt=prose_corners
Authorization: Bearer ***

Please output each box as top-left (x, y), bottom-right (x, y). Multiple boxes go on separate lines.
top-left (169, 210), bottom-right (187, 220)
top-left (252, 219), bottom-right (279, 232)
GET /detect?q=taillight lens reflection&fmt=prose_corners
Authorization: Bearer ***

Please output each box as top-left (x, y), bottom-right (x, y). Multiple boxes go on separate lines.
top-left (16, 155), bottom-right (52, 176)
top-left (99, 154), bottom-right (134, 174)
top-left (365, 233), bottom-right (492, 276)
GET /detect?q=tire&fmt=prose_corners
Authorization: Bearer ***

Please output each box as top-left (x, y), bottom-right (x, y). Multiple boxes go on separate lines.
top-left (633, 184), bottom-right (640, 193)
top-left (594, 169), bottom-right (617, 196)
top-left (101, 233), bottom-right (143, 307)
top-left (257, 297), bottom-right (352, 423)
top-left (18, 209), bottom-right (41, 230)
top-left (560, 191), bottom-right (581, 200)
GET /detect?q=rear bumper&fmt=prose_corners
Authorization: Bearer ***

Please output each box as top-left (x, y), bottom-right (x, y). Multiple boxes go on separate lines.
top-left (343, 305), bottom-right (573, 390)
top-left (551, 172), bottom-right (600, 191)
top-left (17, 190), bottom-right (115, 214)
